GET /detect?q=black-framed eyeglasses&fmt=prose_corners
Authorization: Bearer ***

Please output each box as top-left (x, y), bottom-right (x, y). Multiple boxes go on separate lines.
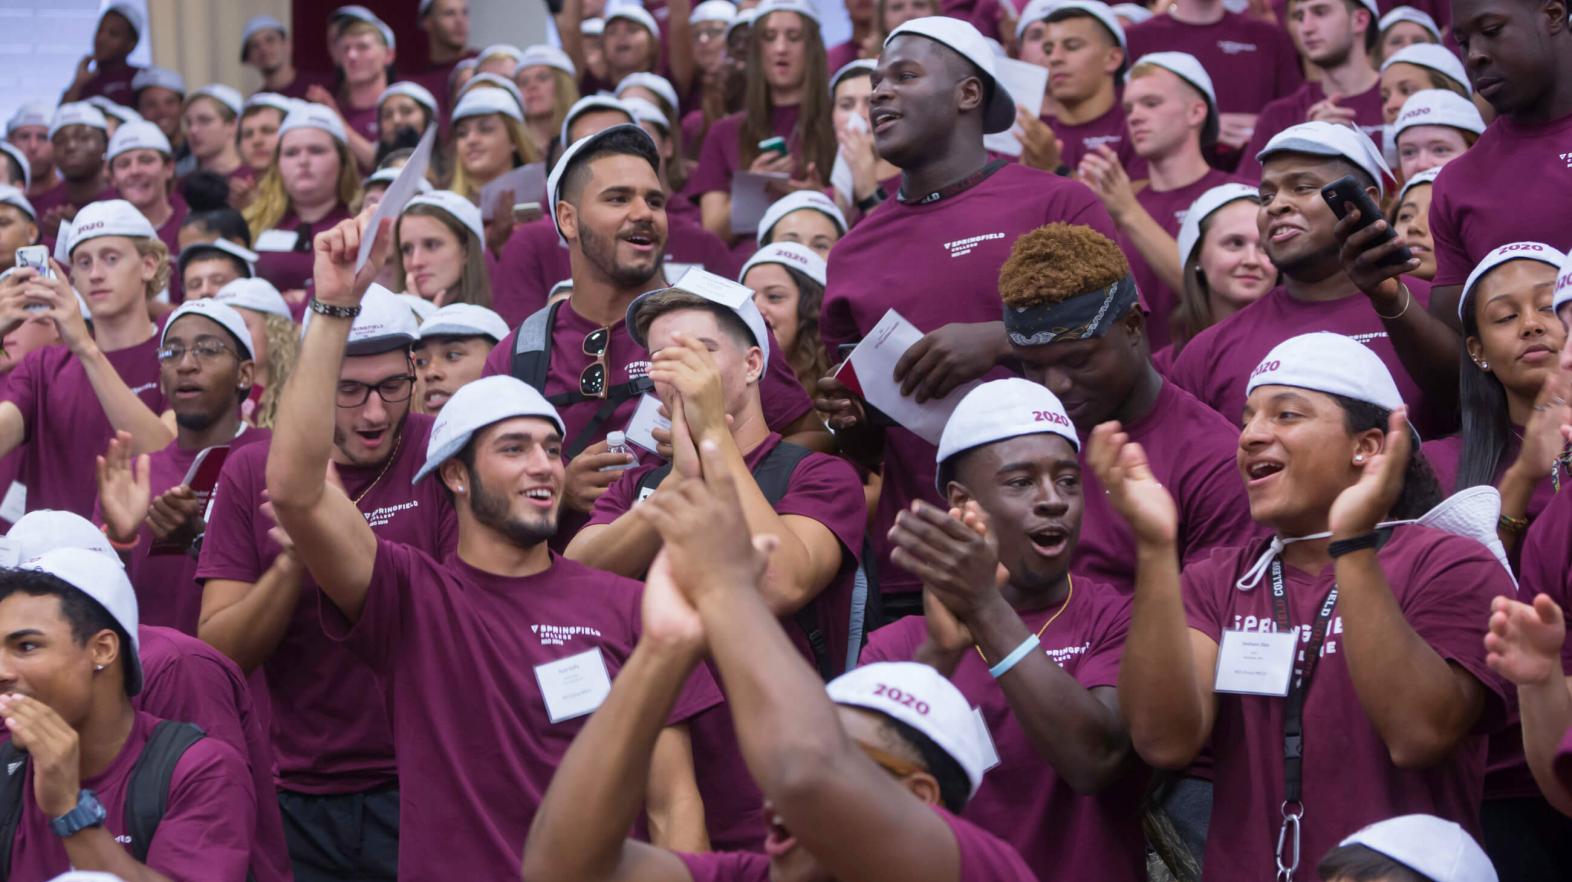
top-left (336, 374), bottom-right (416, 408)
top-left (580, 326), bottom-right (611, 399)
top-left (157, 342), bottom-right (233, 364)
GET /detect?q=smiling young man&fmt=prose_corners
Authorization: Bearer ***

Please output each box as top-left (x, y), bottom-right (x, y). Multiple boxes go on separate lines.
top-left (269, 212), bottom-right (721, 879)
top-left (1423, 0), bottom-right (1572, 332)
top-left (858, 378), bottom-right (1146, 882)
top-left (0, 200), bottom-right (173, 519)
top-left (818, 16), bottom-right (1114, 619)
top-left (106, 121), bottom-right (187, 276)
top-left (1027, 2), bottom-right (1144, 177)
top-left (1236, 0), bottom-right (1385, 180)
top-left (31, 104), bottom-right (118, 244)
top-left (1080, 53), bottom-right (1238, 348)
top-left (483, 125), bottom-right (818, 544)
top-left (324, 9), bottom-right (398, 169)
top-left (526, 436), bottom-right (1036, 882)
top-left (0, 547), bottom-right (255, 880)
top-left (95, 299), bottom-right (262, 635)
top-left (1170, 122), bottom-right (1457, 436)
top-left (414, 302), bottom-right (508, 414)
top-left (196, 287), bottom-right (452, 882)
top-left (178, 239), bottom-right (257, 302)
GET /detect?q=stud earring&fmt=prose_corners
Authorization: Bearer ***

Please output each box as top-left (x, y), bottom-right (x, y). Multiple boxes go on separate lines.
top-left (1354, 454), bottom-right (1366, 464)
top-left (94, 664), bottom-right (104, 671)
top-left (1479, 360), bottom-right (1490, 371)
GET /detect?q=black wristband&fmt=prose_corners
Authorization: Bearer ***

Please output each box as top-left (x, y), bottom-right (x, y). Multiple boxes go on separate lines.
top-left (1329, 531), bottom-right (1383, 558)
top-left (309, 298), bottom-right (361, 319)
top-left (856, 189), bottom-right (886, 213)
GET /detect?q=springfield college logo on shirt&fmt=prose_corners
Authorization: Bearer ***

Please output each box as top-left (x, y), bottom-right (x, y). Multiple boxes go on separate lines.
top-left (944, 232), bottom-right (1007, 259)
top-left (532, 624), bottom-right (605, 646)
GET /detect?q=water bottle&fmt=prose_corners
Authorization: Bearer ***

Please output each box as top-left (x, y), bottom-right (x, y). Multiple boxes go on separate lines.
top-left (602, 431), bottom-right (637, 471)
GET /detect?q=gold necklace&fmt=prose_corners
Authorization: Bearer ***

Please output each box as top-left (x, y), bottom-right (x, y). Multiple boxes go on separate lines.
top-left (350, 429), bottom-right (404, 507)
top-left (975, 575), bottom-right (1074, 665)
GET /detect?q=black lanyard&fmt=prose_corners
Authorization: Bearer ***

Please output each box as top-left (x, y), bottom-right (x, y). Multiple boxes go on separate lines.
top-left (1269, 559), bottom-right (1338, 880)
top-left (897, 160), bottom-right (1007, 205)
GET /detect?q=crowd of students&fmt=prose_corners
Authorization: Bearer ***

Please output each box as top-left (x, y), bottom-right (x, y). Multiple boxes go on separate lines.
top-left (0, 0), bottom-right (1568, 879)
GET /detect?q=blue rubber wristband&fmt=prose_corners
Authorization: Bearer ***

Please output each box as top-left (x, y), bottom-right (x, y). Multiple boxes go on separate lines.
top-left (988, 634), bottom-right (1040, 679)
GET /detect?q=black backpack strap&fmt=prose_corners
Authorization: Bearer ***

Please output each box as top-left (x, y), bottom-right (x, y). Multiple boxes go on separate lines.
top-left (750, 444), bottom-right (838, 680)
top-left (0, 741), bottom-right (27, 879)
top-left (562, 377), bottom-right (654, 460)
top-left (123, 721), bottom-right (207, 865)
top-left (509, 300), bottom-right (564, 393)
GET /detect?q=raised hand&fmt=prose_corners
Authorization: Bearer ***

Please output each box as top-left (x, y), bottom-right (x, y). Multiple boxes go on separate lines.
top-left (146, 485), bottom-right (205, 546)
top-left (96, 430), bottom-right (151, 544)
top-left (1328, 407), bottom-right (1411, 538)
top-left (1016, 110), bottom-right (1064, 174)
top-left (888, 500), bottom-right (1006, 623)
top-left (1485, 594), bottom-right (1567, 687)
top-left (1087, 422), bottom-right (1178, 546)
top-left (562, 439), bottom-right (634, 514)
top-left (312, 212), bottom-right (394, 307)
top-left (650, 332), bottom-right (728, 441)
top-left (0, 694), bottom-right (82, 816)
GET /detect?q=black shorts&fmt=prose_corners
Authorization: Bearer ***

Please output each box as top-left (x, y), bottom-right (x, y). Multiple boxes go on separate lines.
top-left (277, 785), bottom-right (399, 882)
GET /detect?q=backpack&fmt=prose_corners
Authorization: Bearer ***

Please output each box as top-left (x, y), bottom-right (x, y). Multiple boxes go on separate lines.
top-left (0, 720), bottom-right (206, 878)
top-left (509, 300), bottom-right (655, 459)
top-left (634, 441), bottom-right (880, 680)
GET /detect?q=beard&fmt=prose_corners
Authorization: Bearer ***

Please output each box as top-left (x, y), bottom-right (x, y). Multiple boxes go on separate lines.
top-left (174, 406), bottom-right (222, 432)
top-left (469, 467), bottom-right (559, 548)
top-left (579, 219), bottom-right (660, 289)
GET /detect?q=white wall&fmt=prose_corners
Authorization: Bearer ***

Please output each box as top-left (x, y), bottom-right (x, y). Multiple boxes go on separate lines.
top-left (0, 0), bottom-right (152, 126)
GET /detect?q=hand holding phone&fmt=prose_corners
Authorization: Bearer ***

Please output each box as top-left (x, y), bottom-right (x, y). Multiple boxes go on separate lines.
top-left (758, 136), bottom-right (788, 158)
top-left (15, 245), bottom-right (50, 280)
top-left (1320, 175), bottom-right (1413, 269)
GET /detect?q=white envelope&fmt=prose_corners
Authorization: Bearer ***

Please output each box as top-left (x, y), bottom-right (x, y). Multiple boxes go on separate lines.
top-left (730, 171), bottom-right (790, 236)
top-left (480, 162), bottom-right (547, 221)
top-left (357, 124), bottom-right (437, 270)
top-left (624, 393), bottom-right (671, 454)
top-left (833, 309), bottom-right (984, 445)
top-left (253, 228), bottom-right (301, 252)
top-left (983, 58), bottom-right (1049, 158)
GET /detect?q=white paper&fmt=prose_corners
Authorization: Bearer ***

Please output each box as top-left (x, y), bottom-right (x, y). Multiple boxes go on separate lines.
top-left (481, 162), bottom-right (547, 221)
top-left (534, 647), bottom-right (614, 723)
top-left (357, 124), bottom-right (437, 271)
top-left (1213, 630), bottom-right (1297, 697)
top-left (830, 112), bottom-right (869, 205)
top-left (662, 262), bottom-right (700, 284)
top-left (835, 309), bottom-right (985, 445)
top-left (730, 171), bottom-right (789, 236)
top-left (0, 481), bottom-right (24, 525)
top-left (973, 707), bottom-right (1001, 773)
top-left (253, 229), bottom-right (301, 253)
top-left (624, 393), bottom-right (670, 455)
top-left (982, 58), bottom-right (1049, 158)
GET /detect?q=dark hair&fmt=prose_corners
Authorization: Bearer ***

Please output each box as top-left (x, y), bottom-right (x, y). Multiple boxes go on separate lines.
top-left (1317, 844), bottom-right (1431, 881)
top-left (177, 246), bottom-right (249, 279)
top-left (0, 569), bottom-right (132, 695)
top-left (777, 264), bottom-right (828, 393)
top-left (375, 127), bottom-right (425, 167)
top-left (180, 170), bottom-right (231, 213)
top-left (1454, 306), bottom-right (1512, 492)
top-left (181, 208), bottom-right (252, 247)
top-left (560, 127), bottom-right (663, 206)
top-left (739, 11), bottom-right (835, 181)
top-left (0, 152), bottom-right (24, 187)
top-left (1330, 393), bottom-right (1442, 519)
top-left (882, 716), bottom-right (970, 814)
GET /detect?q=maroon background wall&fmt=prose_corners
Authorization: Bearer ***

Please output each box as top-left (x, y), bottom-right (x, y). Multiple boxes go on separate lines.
top-left (292, 0), bottom-right (428, 78)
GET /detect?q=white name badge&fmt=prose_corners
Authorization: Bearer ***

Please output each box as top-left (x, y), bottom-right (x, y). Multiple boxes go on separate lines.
top-left (254, 229), bottom-right (301, 252)
top-left (1213, 630), bottom-right (1297, 697)
top-left (973, 707), bottom-right (1001, 773)
top-left (534, 647), bottom-right (614, 723)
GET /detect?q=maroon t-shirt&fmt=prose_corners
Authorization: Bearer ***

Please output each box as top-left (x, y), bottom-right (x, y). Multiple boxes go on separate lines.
top-left (7, 710), bottom-right (254, 881)
top-left (861, 579), bottom-right (1146, 882)
top-left (1078, 381), bottom-right (1259, 592)
top-left (490, 216), bottom-right (743, 327)
top-left (409, 52), bottom-right (479, 118)
top-left (821, 162), bottom-right (1116, 596)
top-left (1500, 488), bottom-right (1572, 800)
top-left (1128, 167), bottom-right (1240, 348)
top-left (1, 334), bottom-right (165, 517)
top-left (73, 61), bottom-right (142, 107)
top-left (825, 41), bottom-right (861, 75)
top-left (195, 415), bottom-right (457, 795)
top-left (325, 542), bottom-right (723, 881)
top-left (96, 427), bottom-right (270, 634)
top-left (30, 183), bottom-right (120, 248)
top-left (1167, 282), bottom-right (1443, 433)
top-left (253, 203), bottom-right (353, 293)
top-left (1236, 81), bottom-right (1385, 181)
top-left (481, 300), bottom-right (813, 454)
top-left (1125, 13), bottom-right (1302, 116)
top-left (262, 70), bottom-right (337, 101)
top-left (1429, 112), bottom-right (1572, 287)
top-left (1181, 527), bottom-right (1513, 881)
top-left (137, 625), bottom-right (291, 882)
top-left (157, 192), bottom-right (190, 302)
top-left (677, 804), bottom-right (1038, 881)
top-left (1422, 433), bottom-right (1558, 520)
top-left (341, 100), bottom-right (379, 146)
top-left (688, 105), bottom-right (803, 198)
top-left (1047, 102), bottom-right (1147, 181)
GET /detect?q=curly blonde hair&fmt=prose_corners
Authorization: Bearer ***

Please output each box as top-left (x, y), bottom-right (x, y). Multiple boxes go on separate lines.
top-left (998, 223), bottom-right (1129, 310)
top-left (250, 313), bottom-right (299, 429)
top-left (133, 238), bottom-right (172, 301)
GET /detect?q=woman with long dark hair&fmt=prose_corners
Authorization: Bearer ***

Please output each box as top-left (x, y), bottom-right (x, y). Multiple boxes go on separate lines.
top-left (689, 0), bottom-right (835, 242)
top-left (1423, 243), bottom-right (1568, 554)
top-left (740, 242), bottom-right (830, 396)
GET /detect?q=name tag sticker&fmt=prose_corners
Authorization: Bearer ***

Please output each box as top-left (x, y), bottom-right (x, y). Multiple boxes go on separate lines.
top-left (1213, 630), bottom-right (1296, 697)
top-left (254, 229), bottom-right (301, 252)
top-left (972, 707), bottom-right (1001, 773)
top-left (535, 648), bottom-right (613, 723)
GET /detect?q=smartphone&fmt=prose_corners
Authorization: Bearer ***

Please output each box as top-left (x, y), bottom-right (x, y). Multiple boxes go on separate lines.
top-left (512, 201), bottom-right (543, 224)
top-left (1320, 175), bottom-right (1413, 269)
top-left (757, 136), bottom-right (788, 157)
top-left (15, 245), bottom-right (49, 279)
